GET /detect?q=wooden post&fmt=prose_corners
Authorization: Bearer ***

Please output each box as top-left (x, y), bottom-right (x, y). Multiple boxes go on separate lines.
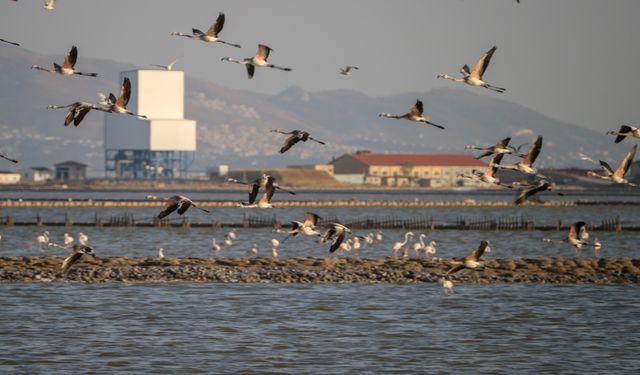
top-left (181, 217), bottom-right (190, 229)
top-left (64, 212), bottom-right (73, 227)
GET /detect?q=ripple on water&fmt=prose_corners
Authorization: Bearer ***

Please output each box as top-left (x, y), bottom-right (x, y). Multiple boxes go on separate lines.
top-left (0, 283), bottom-right (639, 373)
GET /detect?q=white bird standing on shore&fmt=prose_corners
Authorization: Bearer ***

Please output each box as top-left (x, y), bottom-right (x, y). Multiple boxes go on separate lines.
top-left (412, 233), bottom-right (427, 255)
top-left (63, 232), bottom-right (74, 248)
top-left (392, 232), bottom-right (414, 256)
top-left (271, 238), bottom-right (280, 258)
top-left (33, 230), bottom-right (50, 250)
top-left (440, 278), bottom-right (454, 295)
top-left (424, 240), bottom-right (437, 257)
top-left (158, 248), bottom-right (165, 258)
top-left (248, 243), bottom-right (258, 257)
top-left (225, 229), bottom-right (237, 241)
top-left (212, 238), bottom-right (222, 255)
top-left (78, 232), bottom-right (89, 245)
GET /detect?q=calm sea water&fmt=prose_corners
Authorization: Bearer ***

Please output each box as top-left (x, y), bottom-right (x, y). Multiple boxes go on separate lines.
top-left (1, 196), bottom-right (638, 258)
top-left (0, 283), bottom-right (639, 374)
top-left (1, 192), bottom-right (639, 373)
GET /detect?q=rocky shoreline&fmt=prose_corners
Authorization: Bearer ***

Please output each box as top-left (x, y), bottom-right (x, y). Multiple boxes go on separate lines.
top-left (1, 256), bottom-right (639, 284)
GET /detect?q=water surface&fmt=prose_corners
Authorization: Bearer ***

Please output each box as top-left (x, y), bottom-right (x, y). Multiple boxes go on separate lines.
top-left (0, 283), bottom-right (638, 374)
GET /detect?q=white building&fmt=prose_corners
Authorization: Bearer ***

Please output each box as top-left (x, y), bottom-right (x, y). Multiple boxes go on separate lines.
top-left (0, 171), bottom-right (21, 185)
top-left (104, 69), bottom-right (196, 179)
top-left (22, 167), bottom-right (53, 183)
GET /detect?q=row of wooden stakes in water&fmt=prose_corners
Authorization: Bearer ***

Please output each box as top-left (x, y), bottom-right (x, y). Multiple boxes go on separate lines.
top-left (0, 214), bottom-right (628, 232)
top-left (0, 199), bottom-right (576, 208)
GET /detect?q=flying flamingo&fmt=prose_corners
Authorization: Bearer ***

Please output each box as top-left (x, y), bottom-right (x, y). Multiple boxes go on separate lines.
top-left (437, 46), bottom-right (506, 93)
top-left (31, 46), bottom-right (97, 77)
top-left (156, 195), bottom-right (210, 219)
top-left (270, 129), bottom-right (326, 154)
top-left (221, 44), bottom-right (292, 79)
top-left (446, 240), bottom-right (491, 275)
top-left (339, 66), bottom-right (359, 75)
top-left (587, 145), bottom-right (638, 187)
top-left (379, 99), bottom-right (445, 129)
top-left (607, 125), bottom-right (640, 144)
top-left (61, 245), bottom-right (94, 273)
top-left (171, 13), bottom-right (241, 48)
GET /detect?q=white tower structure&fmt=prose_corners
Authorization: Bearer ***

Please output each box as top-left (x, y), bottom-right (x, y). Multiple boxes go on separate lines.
top-left (104, 69), bottom-right (196, 179)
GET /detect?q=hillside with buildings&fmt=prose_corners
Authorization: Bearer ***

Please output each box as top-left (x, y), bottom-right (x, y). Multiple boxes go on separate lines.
top-left (0, 46), bottom-right (625, 180)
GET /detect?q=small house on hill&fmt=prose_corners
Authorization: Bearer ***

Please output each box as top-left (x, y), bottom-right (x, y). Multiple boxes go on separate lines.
top-left (55, 161), bottom-right (87, 182)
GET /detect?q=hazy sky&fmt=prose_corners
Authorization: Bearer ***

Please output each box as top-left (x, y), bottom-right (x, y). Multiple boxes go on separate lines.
top-left (2, 0), bottom-right (639, 132)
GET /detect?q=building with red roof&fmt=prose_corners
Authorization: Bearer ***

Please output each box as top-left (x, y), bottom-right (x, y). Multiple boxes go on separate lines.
top-left (330, 151), bottom-right (487, 187)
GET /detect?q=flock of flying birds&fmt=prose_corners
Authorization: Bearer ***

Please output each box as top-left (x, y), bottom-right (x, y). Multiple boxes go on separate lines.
top-left (1, 3), bottom-right (638, 286)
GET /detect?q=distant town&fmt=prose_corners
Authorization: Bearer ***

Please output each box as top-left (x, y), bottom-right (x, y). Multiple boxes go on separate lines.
top-left (2, 149), bottom-right (638, 190)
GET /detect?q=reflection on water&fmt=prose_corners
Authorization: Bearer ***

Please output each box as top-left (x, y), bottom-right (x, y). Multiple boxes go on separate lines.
top-left (0, 283), bottom-right (638, 373)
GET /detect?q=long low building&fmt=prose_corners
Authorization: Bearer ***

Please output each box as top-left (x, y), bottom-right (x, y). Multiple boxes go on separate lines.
top-left (330, 151), bottom-right (488, 188)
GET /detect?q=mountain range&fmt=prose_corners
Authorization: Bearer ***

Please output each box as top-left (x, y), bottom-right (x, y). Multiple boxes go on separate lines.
top-left (0, 45), bottom-right (623, 175)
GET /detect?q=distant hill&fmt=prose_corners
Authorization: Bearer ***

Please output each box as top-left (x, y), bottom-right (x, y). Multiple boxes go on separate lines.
top-left (0, 45), bottom-right (622, 174)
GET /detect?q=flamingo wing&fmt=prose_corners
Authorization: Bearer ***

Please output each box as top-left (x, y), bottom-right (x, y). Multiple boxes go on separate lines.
top-left (246, 63), bottom-right (255, 79)
top-left (410, 100), bottom-right (424, 117)
top-left (61, 252), bottom-right (83, 273)
top-left (568, 221), bottom-right (586, 241)
top-left (614, 144), bottom-right (637, 178)
top-left (305, 212), bottom-right (321, 226)
top-left (256, 44), bottom-right (272, 61)
top-left (63, 45), bottom-right (78, 69)
top-left (177, 199), bottom-right (192, 215)
top-left (247, 184), bottom-right (260, 204)
top-left (116, 78), bottom-right (131, 107)
top-left (280, 134), bottom-right (299, 153)
top-left (472, 46), bottom-right (497, 79)
top-left (207, 12), bottom-right (225, 36)
top-left (158, 200), bottom-right (179, 219)
top-left (599, 160), bottom-right (614, 175)
top-left (73, 105), bottom-right (92, 126)
top-left (329, 228), bottom-right (346, 253)
top-left (521, 136), bottom-right (543, 166)
top-left (469, 240), bottom-right (490, 260)
top-left (515, 180), bottom-right (549, 205)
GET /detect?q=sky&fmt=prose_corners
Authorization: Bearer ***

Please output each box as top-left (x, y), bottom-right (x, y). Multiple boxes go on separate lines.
top-left (1, 0), bottom-right (639, 133)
